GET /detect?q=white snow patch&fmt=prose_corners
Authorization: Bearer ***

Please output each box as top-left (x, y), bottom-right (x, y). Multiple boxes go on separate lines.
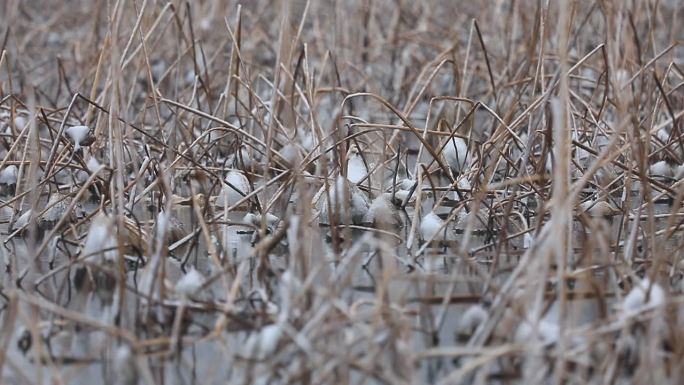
top-left (66, 125), bottom-right (90, 151)
top-left (0, 165), bottom-right (18, 185)
top-left (420, 212), bottom-right (446, 241)
top-left (443, 137), bottom-right (469, 174)
top-left (175, 268), bottom-right (205, 296)
top-left (515, 316), bottom-right (560, 345)
top-left (621, 278), bottom-right (666, 319)
top-left (649, 160), bottom-right (672, 178)
top-left (83, 212), bottom-right (117, 262)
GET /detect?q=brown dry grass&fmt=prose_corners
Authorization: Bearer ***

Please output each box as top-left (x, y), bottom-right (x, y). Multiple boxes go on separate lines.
top-left (0, 0), bottom-right (684, 384)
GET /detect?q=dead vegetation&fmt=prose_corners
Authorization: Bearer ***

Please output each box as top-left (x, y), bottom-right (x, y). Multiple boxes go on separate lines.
top-left (0, 0), bottom-right (684, 384)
